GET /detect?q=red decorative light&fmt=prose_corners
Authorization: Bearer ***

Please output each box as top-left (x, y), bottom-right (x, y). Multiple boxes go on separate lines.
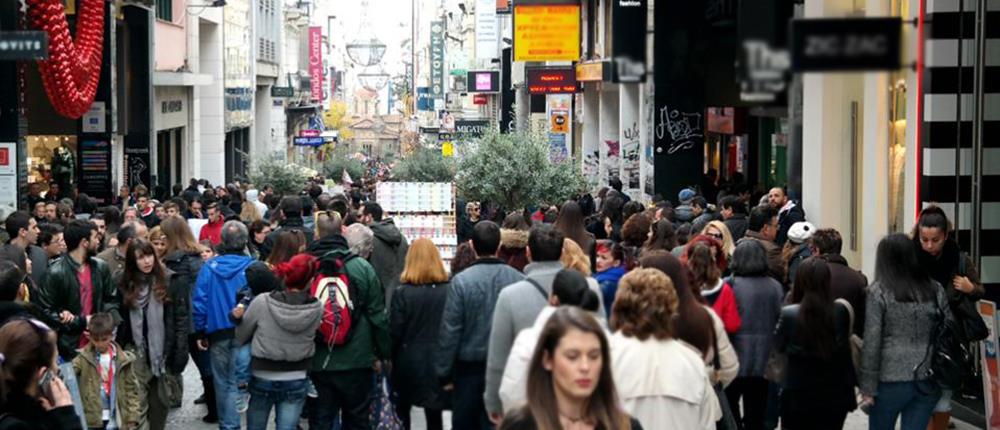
top-left (25, 0), bottom-right (105, 119)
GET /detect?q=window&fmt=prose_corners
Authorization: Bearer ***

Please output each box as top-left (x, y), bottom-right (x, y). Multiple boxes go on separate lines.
top-left (156, 0), bottom-right (172, 22)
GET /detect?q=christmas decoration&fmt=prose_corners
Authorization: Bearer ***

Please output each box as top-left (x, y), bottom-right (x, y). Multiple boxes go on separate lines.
top-left (25, 0), bottom-right (105, 119)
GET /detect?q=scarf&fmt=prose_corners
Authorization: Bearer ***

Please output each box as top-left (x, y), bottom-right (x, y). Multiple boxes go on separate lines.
top-left (130, 276), bottom-right (166, 376)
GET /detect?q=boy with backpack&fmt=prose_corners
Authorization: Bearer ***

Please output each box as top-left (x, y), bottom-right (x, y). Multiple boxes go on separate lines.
top-left (305, 212), bottom-right (390, 430)
top-left (72, 313), bottom-right (141, 430)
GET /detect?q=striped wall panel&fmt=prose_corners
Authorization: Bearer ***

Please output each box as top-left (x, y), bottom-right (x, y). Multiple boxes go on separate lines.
top-left (922, 0), bottom-right (1000, 301)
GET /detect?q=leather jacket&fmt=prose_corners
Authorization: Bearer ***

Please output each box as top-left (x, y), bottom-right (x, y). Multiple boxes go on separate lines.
top-left (37, 255), bottom-right (119, 359)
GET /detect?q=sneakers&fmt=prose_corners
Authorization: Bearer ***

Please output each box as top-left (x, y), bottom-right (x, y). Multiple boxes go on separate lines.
top-left (236, 385), bottom-right (250, 414)
top-left (306, 380), bottom-right (318, 399)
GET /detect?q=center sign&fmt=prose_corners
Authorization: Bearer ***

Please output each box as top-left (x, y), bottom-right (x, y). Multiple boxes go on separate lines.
top-left (513, 4), bottom-right (580, 62)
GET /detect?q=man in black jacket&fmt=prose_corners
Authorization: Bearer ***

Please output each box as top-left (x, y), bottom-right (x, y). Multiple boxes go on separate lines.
top-left (768, 186), bottom-right (806, 246)
top-left (38, 220), bottom-right (118, 359)
top-left (720, 195), bottom-right (749, 240)
top-left (436, 221), bottom-right (524, 429)
top-left (181, 178), bottom-right (202, 204)
top-left (5, 211), bottom-right (48, 287)
top-left (258, 196), bottom-right (314, 261)
top-left (810, 228), bottom-right (868, 337)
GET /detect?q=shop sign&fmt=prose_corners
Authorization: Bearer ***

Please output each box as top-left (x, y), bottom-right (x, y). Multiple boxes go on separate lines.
top-left (455, 119), bottom-right (490, 136)
top-left (0, 142), bottom-right (14, 213)
top-left (476, 0), bottom-right (498, 59)
top-left (80, 140), bottom-right (113, 203)
top-left (706, 107), bottom-right (735, 134)
top-left (82, 102), bottom-right (106, 133)
top-left (437, 133), bottom-right (454, 142)
top-left (300, 129), bottom-right (320, 137)
top-left (611, 0), bottom-right (647, 82)
top-left (576, 61), bottom-right (609, 82)
top-left (294, 137), bottom-right (325, 147)
top-left (790, 17), bottom-right (902, 72)
top-left (526, 66), bottom-right (579, 94)
top-left (513, 5), bottom-right (580, 62)
top-left (550, 110), bottom-right (569, 133)
top-left (466, 70), bottom-right (500, 93)
top-left (430, 21), bottom-right (446, 98)
top-left (496, 0), bottom-right (511, 13)
top-left (473, 94), bottom-right (489, 105)
top-left (161, 100), bottom-right (183, 114)
top-left (271, 86), bottom-right (294, 97)
top-left (736, 0), bottom-right (792, 104)
top-left (309, 27), bottom-right (323, 101)
top-left (223, 0), bottom-right (254, 129)
top-left (0, 31), bottom-right (48, 60)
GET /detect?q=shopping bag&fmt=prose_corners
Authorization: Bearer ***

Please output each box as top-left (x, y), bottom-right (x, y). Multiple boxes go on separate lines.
top-left (371, 375), bottom-right (403, 430)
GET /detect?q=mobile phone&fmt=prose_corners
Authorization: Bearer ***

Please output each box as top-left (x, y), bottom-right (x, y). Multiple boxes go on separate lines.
top-left (37, 369), bottom-right (55, 402)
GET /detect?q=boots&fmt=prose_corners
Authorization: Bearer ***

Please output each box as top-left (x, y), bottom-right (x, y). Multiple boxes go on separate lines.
top-left (927, 412), bottom-right (950, 430)
top-left (201, 377), bottom-right (218, 423)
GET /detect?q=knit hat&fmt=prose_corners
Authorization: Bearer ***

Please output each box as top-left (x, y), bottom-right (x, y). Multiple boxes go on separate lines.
top-left (272, 254), bottom-right (320, 291)
top-left (678, 188), bottom-right (697, 204)
top-left (787, 221), bottom-right (816, 244)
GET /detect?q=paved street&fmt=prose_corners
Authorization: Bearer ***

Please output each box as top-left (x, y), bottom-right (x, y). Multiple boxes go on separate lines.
top-left (169, 362), bottom-right (976, 430)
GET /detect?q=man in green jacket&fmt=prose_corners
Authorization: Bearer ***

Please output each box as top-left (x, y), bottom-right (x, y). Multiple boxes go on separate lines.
top-left (306, 214), bottom-right (390, 430)
top-left (38, 219), bottom-right (119, 359)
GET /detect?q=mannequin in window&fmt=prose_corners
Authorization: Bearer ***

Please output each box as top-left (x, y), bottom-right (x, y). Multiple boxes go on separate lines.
top-left (51, 142), bottom-right (76, 199)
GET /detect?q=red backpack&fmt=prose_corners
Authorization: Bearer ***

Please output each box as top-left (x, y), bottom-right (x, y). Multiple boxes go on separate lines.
top-left (309, 253), bottom-right (359, 348)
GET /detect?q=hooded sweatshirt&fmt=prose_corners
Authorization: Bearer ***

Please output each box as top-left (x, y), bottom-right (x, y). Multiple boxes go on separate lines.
top-left (236, 290), bottom-right (323, 374)
top-left (368, 219), bottom-right (409, 307)
top-left (193, 254), bottom-right (255, 338)
top-left (246, 189), bottom-right (268, 218)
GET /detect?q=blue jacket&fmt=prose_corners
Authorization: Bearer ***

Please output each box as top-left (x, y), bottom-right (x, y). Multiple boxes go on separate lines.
top-left (193, 254), bottom-right (255, 336)
top-left (595, 266), bottom-right (627, 317)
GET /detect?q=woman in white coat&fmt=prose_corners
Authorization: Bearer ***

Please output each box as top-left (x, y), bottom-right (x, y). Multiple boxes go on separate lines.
top-left (609, 268), bottom-right (722, 430)
top-left (638, 251), bottom-right (739, 386)
top-left (498, 269), bottom-right (604, 413)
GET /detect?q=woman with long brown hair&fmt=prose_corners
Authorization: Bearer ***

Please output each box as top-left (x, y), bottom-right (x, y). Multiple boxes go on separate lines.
top-left (555, 201), bottom-right (596, 265)
top-left (265, 230), bottom-right (306, 268)
top-left (391, 238), bottom-right (451, 430)
top-left (499, 307), bottom-right (641, 430)
top-left (683, 238), bottom-right (740, 334)
top-left (157, 215), bottom-right (215, 421)
top-left (609, 268), bottom-right (721, 429)
top-left (0, 318), bottom-right (80, 430)
top-left (116, 238), bottom-right (190, 430)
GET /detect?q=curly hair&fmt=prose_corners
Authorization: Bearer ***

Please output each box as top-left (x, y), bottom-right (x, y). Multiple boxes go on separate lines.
top-left (560, 238), bottom-right (592, 276)
top-left (610, 268), bottom-right (678, 340)
top-left (620, 213), bottom-right (652, 248)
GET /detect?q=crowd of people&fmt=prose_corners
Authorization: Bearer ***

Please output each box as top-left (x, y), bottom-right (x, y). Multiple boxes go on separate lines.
top-left (0, 173), bottom-right (985, 430)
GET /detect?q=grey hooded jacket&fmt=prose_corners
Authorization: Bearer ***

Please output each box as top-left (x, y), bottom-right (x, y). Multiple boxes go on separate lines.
top-left (236, 290), bottom-right (323, 372)
top-left (369, 219), bottom-right (409, 308)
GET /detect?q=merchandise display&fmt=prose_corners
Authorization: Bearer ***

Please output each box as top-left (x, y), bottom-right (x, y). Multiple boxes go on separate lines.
top-left (377, 182), bottom-right (458, 266)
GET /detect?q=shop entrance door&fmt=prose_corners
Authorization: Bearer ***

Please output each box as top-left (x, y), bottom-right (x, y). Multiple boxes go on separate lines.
top-left (156, 128), bottom-right (183, 198)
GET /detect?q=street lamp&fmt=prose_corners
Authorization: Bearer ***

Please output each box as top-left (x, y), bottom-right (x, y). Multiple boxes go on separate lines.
top-left (358, 66), bottom-right (390, 92)
top-left (345, 37), bottom-right (388, 66)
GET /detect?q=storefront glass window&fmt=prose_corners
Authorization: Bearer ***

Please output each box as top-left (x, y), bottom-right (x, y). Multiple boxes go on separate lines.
top-left (888, 0), bottom-right (908, 233)
top-left (27, 136), bottom-right (78, 196)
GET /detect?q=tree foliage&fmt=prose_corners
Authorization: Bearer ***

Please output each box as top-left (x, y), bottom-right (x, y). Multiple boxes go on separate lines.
top-left (393, 146), bottom-right (455, 183)
top-left (321, 146), bottom-right (366, 183)
top-left (322, 101), bottom-right (355, 141)
top-left (456, 129), bottom-right (585, 210)
top-left (249, 153), bottom-right (309, 196)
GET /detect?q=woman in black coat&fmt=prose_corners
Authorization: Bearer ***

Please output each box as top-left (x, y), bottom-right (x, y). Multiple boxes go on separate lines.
top-left (390, 239), bottom-right (451, 430)
top-left (0, 319), bottom-right (82, 430)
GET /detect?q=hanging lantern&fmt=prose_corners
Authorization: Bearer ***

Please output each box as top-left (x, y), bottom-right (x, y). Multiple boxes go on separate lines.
top-left (25, 0), bottom-right (105, 119)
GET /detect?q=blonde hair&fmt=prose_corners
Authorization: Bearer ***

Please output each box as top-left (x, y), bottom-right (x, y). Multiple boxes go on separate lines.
top-left (399, 238), bottom-right (449, 285)
top-left (240, 201), bottom-right (262, 223)
top-left (148, 226), bottom-right (165, 242)
top-left (702, 220), bottom-right (735, 256)
top-left (560, 238), bottom-right (591, 276)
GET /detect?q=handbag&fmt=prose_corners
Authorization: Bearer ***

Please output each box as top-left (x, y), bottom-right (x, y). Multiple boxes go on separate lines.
top-left (371, 374), bottom-right (404, 430)
top-left (835, 299), bottom-right (864, 372)
top-left (916, 294), bottom-right (968, 391)
top-left (712, 328), bottom-right (738, 430)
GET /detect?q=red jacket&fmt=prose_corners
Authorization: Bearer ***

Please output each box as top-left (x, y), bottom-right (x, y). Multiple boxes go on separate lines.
top-left (199, 218), bottom-right (224, 246)
top-left (704, 280), bottom-right (741, 334)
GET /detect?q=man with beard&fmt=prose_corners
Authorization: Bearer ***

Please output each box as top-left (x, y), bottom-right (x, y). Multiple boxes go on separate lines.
top-left (37, 220), bottom-right (118, 359)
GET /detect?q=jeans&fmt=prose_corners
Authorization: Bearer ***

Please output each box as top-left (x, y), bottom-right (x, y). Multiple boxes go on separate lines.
top-left (309, 369), bottom-right (374, 430)
top-left (236, 344), bottom-right (251, 389)
top-left (725, 376), bottom-right (770, 430)
top-left (453, 361), bottom-right (493, 430)
top-left (209, 338), bottom-right (242, 430)
top-left (59, 362), bottom-right (89, 430)
top-left (933, 388), bottom-right (953, 413)
top-left (246, 377), bottom-right (308, 430)
top-left (869, 381), bottom-right (941, 430)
